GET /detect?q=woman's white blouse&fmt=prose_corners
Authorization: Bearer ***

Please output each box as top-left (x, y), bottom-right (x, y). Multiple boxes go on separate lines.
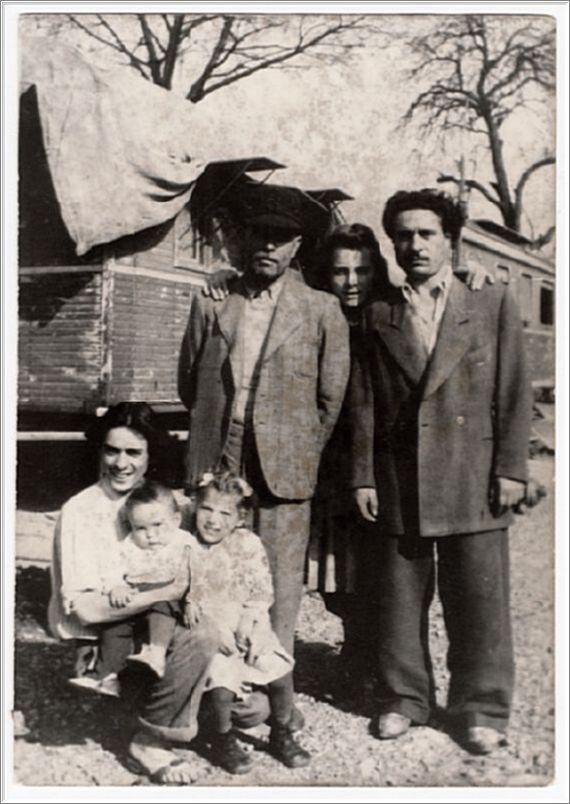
top-left (48, 482), bottom-right (128, 640)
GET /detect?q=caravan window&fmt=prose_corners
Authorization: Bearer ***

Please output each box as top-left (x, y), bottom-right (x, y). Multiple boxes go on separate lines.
top-left (540, 284), bottom-right (554, 326)
top-left (519, 273), bottom-right (534, 326)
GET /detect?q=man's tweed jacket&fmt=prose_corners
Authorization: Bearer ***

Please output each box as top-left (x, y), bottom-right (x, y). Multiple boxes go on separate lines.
top-left (178, 269), bottom-right (350, 498)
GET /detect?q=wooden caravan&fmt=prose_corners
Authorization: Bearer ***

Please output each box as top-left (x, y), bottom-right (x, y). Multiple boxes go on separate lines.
top-left (18, 156), bottom-right (302, 419)
top-left (18, 84), bottom-right (338, 424)
top-left (462, 220), bottom-right (555, 393)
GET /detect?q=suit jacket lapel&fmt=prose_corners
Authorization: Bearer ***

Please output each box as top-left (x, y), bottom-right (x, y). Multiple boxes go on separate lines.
top-left (373, 300), bottom-right (429, 386)
top-left (262, 270), bottom-right (304, 363)
top-left (214, 286), bottom-right (246, 383)
top-left (422, 277), bottom-right (473, 399)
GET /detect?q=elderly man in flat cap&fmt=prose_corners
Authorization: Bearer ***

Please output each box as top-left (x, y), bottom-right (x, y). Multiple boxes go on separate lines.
top-left (178, 184), bottom-right (350, 769)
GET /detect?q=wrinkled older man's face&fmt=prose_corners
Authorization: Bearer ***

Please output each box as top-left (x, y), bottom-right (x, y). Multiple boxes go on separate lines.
top-left (243, 226), bottom-right (302, 284)
top-left (392, 209), bottom-right (451, 283)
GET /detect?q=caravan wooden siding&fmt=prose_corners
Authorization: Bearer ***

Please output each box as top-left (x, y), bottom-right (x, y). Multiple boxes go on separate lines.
top-left (18, 204), bottom-right (210, 418)
top-left (462, 222), bottom-right (555, 388)
top-left (18, 268), bottom-right (105, 413)
top-left (106, 266), bottom-right (197, 407)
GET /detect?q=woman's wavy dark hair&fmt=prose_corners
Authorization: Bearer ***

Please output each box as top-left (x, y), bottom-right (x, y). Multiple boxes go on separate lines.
top-left (85, 402), bottom-right (177, 482)
top-left (382, 188), bottom-right (466, 246)
top-left (308, 223), bottom-right (390, 301)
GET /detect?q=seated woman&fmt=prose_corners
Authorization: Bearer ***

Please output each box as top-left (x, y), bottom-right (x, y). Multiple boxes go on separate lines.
top-left (48, 402), bottom-right (269, 784)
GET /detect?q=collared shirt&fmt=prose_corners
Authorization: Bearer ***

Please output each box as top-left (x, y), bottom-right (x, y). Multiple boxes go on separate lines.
top-left (401, 265), bottom-right (453, 357)
top-left (233, 272), bottom-right (286, 424)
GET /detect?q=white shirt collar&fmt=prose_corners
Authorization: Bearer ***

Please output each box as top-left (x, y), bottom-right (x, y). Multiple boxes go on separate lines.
top-left (402, 264), bottom-right (453, 301)
top-left (244, 270), bottom-right (287, 302)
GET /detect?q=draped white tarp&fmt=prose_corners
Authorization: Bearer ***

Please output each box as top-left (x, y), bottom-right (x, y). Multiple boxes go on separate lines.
top-left (19, 38), bottom-right (214, 255)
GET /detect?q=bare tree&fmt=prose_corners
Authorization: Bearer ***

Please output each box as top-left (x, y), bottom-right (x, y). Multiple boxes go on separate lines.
top-left (401, 15), bottom-right (555, 246)
top-left (67, 13), bottom-right (369, 103)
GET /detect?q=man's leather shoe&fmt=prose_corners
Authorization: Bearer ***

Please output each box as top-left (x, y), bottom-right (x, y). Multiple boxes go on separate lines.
top-left (269, 723), bottom-right (311, 768)
top-left (377, 712), bottom-right (411, 740)
top-left (465, 726), bottom-right (506, 755)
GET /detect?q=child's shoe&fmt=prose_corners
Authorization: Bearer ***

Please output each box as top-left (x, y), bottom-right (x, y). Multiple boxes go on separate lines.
top-left (269, 722), bottom-right (311, 768)
top-left (211, 730), bottom-right (254, 775)
top-left (126, 645), bottom-right (166, 679)
top-left (68, 673), bottom-right (120, 698)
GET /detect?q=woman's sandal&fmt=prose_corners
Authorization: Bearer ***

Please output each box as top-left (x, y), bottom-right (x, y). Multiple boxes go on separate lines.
top-left (125, 753), bottom-right (196, 785)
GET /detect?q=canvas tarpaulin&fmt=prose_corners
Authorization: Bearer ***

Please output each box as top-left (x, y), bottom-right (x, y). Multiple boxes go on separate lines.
top-left (19, 38), bottom-right (220, 256)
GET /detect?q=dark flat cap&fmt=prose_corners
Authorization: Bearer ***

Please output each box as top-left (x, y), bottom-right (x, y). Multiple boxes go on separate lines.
top-left (238, 183), bottom-right (327, 235)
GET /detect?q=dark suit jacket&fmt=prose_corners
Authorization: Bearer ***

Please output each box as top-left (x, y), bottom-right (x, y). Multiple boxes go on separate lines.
top-left (350, 277), bottom-right (532, 537)
top-left (178, 269), bottom-right (350, 499)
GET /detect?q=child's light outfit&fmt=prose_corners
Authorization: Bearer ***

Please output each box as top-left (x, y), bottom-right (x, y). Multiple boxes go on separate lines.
top-left (188, 527), bottom-right (293, 699)
top-left (116, 528), bottom-right (191, 589)
top-left (82, 527), bottom-right (192, 681)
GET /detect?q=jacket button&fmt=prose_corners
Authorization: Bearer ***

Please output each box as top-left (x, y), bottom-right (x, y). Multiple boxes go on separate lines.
top-left (456, 416), bottom-right (465, 425)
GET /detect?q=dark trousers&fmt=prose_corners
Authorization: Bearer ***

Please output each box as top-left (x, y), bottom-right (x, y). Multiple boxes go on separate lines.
top-left (374, 529), bottom-right (514, 730)
top-left (97, 601), bottom-right (181, 678)
top-left (322, 519), bottom-right (381, 670)
top-left (127, 619), bottom-right (271, 743)
top-left (97, 619), bottom-right (137, 678)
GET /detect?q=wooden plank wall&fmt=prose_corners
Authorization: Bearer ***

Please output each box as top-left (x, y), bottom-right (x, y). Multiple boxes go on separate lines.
top-left (107, 270), bottom-right (197, 406)
top-left (462, 240), bottom-right (555, 384)
top-left (18, 270), bottom-right (104, 412)
top-left (108, 212), bottom-right (208, 406)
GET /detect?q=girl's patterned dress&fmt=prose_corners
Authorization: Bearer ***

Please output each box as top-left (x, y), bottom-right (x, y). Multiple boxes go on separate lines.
top-left (187, 526), bottom-right (293, 698)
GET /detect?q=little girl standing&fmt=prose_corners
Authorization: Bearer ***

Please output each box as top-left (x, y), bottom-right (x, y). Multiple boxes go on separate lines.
top-left (188, 471), bottom-right (311, 775)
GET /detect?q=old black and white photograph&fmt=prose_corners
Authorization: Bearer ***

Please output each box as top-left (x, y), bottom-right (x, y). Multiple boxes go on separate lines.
top-left (2, 1), bottom-right (568, 800)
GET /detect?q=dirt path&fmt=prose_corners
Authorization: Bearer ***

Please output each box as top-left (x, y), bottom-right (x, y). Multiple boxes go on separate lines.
top-left (11, 457), bottom-right (555, 789)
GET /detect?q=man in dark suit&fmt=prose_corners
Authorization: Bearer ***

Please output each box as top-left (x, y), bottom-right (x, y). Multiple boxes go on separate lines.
top-left (178, 184), bottom-right (350, 770)
top-left (350, 189), bottom-right (531, 754)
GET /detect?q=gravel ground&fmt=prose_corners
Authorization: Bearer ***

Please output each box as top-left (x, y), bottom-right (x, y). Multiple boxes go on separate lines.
top-left (11, 456), bottom-right (556, 790)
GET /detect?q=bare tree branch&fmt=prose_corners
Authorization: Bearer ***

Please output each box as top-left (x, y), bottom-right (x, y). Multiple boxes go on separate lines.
top-left (437, 173), bottom-right (503, 210)
top-left (138, 14), bottom-right (162, 84)
top-left (514, 156), bottom-right (555, 204)
top-left (187, 15), bottom-right (235, 101)
top-left (400, 15), bottom-right (555, 233)
top-left (528, 225), bottom-right (555, 250)
top-left (162, 14), bottom-right (185, 89)
top-left (186, 15), bottom-right (368, 102)
top-left (67, 13), bottom-right (370, 105)
top-left (67, 15), bottom-right (151, 81)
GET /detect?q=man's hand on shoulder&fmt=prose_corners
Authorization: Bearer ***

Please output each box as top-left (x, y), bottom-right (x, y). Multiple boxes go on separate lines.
top-left (202, 264), bottom-right (240, 300)
top-left (456, 261), bottom-right (495, 291)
